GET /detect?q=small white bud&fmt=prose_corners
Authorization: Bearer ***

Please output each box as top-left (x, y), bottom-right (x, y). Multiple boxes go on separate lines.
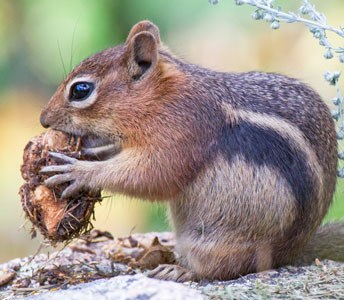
top-left (252, 10), bottom-right (262, 20)
top-left (339, 53), bottom-right (344, 63)
top-left (324, 49), bottom-right (334, 59)
top-left (299, 5), bottom-right (311, 15)
top-left (332, 110), bottom-right (339, 121)
top-left (312, 29), bottom-right (325, 39)
top-left (270, 21), bottom-right (280, 30)
top-left (337, 168), bottom-right (344, 177)
top-left (332, 97), bottom-right (341, 105)
top-left (263, 13), bottom-right (274, 22)
top-left (336, 130), bottom-right (344, 140)
top-left (324, 71), bottom-right (341, 85)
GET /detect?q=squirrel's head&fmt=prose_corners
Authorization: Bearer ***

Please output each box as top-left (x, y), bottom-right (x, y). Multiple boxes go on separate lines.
top-left (40, 20), bottom-right (183, 146)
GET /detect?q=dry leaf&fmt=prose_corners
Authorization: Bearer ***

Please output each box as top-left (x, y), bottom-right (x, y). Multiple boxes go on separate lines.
top-left (129, 236), bottom-right (176, 270)
top-left (0, 272), bottom-right (16, 287)
top-left (315, 258), bottom-right (322, 266)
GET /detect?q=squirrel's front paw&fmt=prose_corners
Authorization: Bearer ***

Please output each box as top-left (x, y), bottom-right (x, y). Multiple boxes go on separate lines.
top-left (40, 152), bottom-right (93, 198)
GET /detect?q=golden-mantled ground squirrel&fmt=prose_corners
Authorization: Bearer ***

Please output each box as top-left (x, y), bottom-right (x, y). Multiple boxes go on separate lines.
top-left (40, 20), bottom-right (344, 281)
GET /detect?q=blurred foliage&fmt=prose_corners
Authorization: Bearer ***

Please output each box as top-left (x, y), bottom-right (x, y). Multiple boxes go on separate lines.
top-left (0, 0), bottom-right (343, 263)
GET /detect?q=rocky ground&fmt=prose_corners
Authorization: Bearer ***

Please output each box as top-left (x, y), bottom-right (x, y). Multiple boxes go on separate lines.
top-left (0, 231), bottom-right (343, 300)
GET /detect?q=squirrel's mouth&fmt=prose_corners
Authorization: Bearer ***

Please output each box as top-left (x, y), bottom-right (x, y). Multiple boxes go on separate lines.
top-left (52, 128), bottom-right (120, 160)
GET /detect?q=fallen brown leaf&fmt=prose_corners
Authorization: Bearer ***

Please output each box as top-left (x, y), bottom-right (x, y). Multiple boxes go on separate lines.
top-left (0, 271), bottom-right (16, 287)
top-left (69, 244), bottom-right (96, 255)
top-left (129, 236), bottom-right (176, 270)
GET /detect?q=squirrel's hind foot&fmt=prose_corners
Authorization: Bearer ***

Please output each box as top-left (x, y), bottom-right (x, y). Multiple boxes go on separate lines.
top-left (147, 264), bottom-right (196, 282)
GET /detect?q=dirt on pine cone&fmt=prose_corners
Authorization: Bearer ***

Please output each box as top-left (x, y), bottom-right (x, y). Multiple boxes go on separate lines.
top-left (19, 130), bottom-right (102, 245)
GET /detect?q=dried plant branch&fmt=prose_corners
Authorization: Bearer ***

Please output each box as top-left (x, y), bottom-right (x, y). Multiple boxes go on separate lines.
top-left (210, 0), bottom-right (344, 176)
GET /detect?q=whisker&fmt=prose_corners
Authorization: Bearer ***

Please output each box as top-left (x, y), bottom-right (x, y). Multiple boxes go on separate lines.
top-left (57, 39), bottom-right (67, 77)
top-left (70, 17), bottom-right (80, 72)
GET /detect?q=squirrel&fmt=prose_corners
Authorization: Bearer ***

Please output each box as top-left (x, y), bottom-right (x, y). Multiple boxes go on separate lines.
top-left (39, 20), bottom-right (344, 281)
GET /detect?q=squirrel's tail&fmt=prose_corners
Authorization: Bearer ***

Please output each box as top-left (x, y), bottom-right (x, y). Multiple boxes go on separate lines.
top-left (294, 222), bottom-right (344, 264)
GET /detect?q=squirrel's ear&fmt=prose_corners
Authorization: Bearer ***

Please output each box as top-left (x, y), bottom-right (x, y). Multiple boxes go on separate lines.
top-left (126, 20), bottom-right (161, 44)
top-left (126, 31), bottom-right (158, 80)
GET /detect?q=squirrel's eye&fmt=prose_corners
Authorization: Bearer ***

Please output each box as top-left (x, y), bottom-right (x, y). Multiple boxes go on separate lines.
top-left (69, 82), bottom-right (94, 101)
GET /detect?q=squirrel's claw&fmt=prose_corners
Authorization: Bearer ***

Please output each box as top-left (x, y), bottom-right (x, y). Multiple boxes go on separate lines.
top-left (40, 165), bottom-right (72, 173)
top-left (40, 151), bottom-right (76, 177)
top-left (82, 144), bottom-right (118, 160)
top-left (44, 173), bottom-right (74, 187)
top-left (40, 151), bottom-right (90, 198)
top-left (61, 181), bottom-right (83, 198)
top-left (147, 264), bottom-right (196, 282)
top-left (48, 152), bottom-right (78, 164)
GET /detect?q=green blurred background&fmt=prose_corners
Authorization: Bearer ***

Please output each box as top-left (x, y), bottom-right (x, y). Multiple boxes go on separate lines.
top-left (0, 0), bottom-right (343, 263)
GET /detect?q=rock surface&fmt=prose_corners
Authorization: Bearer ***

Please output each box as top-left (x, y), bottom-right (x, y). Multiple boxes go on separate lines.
top-left (1, 231), bottom-right (344, 299)
top-left (25, 274), bottom-right (205, 300)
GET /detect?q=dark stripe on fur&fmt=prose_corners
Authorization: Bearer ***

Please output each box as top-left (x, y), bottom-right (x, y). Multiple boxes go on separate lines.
top-left (218, 121), bottom-right (314, 211)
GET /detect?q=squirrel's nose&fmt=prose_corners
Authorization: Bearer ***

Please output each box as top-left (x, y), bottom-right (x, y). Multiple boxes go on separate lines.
top-left (40, 110), bottom-right (50, 128)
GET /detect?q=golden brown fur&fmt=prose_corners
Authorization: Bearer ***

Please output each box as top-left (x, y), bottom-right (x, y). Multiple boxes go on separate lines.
top-left (39, 20), bottom-right (341, 281)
